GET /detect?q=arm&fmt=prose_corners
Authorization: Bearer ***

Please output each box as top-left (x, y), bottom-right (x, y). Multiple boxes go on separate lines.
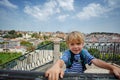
top-left (45, 59), bottom-right (65, 80)
top-left (92, 59), bottom-right (120, 79)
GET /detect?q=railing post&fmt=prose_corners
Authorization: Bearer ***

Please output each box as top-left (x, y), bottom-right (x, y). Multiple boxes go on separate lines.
top-left (53, 41), bottom-right (60, 63)
top-left (113, 42), bottom-right (115, 64)
top-left (27, 54), bottom-right (32, 64)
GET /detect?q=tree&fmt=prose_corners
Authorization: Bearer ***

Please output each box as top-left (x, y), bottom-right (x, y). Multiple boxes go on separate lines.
top-left (20, 40), bottom-right (35, 52)
top-left (3, 30), bottom-right (22, 39)
top-left (37, 40), bottom-right (53, 50)
top-left (60, 41), bottom-right (68, 52)
top-left (8, 30), bottom-right (16, 35)
top-left (20, 41), bottom-right (33, 47)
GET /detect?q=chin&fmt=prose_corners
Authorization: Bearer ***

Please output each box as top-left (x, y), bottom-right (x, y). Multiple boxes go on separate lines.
top-left (75, 51), bottom-right (81, 54)
top-left (73, 52), bottom-right (79, 54)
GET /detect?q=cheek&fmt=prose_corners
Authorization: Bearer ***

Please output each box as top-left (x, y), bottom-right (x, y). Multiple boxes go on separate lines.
top-left (80, 46), bottom-right (83, 49)
top-left (68, 46), bottom-right (75, 50)
top-left (78, 45), bottom-right (83, 49)
top-left (80, 44), bottom-right (84, 47)
top-left (69, 46), bottom-right (73, 49)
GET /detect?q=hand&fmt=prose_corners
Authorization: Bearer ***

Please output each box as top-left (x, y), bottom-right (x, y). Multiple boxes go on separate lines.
top-left (112, 66), bottom-right (120, 79)
top-left (45, 65), bottom-right (64, 80)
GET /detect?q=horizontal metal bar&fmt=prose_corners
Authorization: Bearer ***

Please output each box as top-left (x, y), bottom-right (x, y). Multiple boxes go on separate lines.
top-left (0, 70), bottom-right (118, 80)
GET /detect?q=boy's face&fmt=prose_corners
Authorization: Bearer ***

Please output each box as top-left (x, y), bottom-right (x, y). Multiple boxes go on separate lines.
top-left (68, 41), bottom-right (84, 54)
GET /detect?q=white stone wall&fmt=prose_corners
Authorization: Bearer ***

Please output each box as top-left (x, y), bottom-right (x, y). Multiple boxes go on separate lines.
top-left (12, 50), bottom-right (54, 71)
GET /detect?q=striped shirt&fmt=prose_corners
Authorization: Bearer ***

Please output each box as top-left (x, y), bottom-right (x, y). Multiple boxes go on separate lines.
top-left (60, 49), bottom-right (95, 73)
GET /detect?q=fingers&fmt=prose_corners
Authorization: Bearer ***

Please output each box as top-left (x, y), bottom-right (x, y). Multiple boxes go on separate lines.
top-left (118, 70), bottom-right (120, 79)
top-left (45, 71), bottom-right (49, 77)
top-left (51, 73), bottom-right (56, 80)
top-left (117, 71), bottom-right (120, 79)
top-left (48, 74), bottom-right (52, 80)
top-left (60, 69), bottom-right (64, 78)
top-left (45, 71), bottom-right (59, 80)
top-left (115, 72), bottom-right (120, 79)
top-left (47, 73), bottom-right (54, 80)
top-left (45, 71), bottom-right (52, 80)
top-left (113, 68), bottom-right (120, 79)
top-left (45, 69), bottom-right (64, 80)
top-left (55, 73), bottom-right (59, 80)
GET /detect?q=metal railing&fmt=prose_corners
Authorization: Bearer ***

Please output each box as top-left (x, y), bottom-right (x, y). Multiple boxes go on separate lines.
top-left (0, 42), bottom-right (120, 80)
top-left (84, 42), bottom-right (120, 64)
top-left (0, 70), bottom-right (118, 80)
top-left (0, 42), bottom-right (120, 70)
top-left (0, 42), bottom-right (54, 70)
top-left (60, 42), bottom-right (120, 64)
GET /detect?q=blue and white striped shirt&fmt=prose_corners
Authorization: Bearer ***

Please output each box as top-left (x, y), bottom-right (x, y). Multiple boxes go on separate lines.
top-left (60, 49), bottom-right (95, 73)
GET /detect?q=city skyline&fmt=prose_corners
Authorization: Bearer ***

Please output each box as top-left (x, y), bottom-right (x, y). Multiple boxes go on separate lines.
top-left (0, 0), bottom-right (120, 33)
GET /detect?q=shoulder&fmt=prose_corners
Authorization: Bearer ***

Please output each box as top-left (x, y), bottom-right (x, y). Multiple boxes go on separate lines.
top-left (64, 49), bottom-right (70, 54)
top-left (64, 49), bottom-right (70, 53)
top-left (62, 49), bottom-right (71, 57)
top-left (81, 49), bottom-right (92, 56)
top-left (61, 50), bottom-right (71, 62)
top-left (81, 49), bottom-right (89, 54)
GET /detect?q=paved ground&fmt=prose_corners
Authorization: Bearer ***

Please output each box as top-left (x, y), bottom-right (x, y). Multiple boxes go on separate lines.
top-left (35, 62), bottom-right (119, 74)
top-left (61, 64), bottom-right (109, 73)
top-left (85, 64), bottom-right (109, 73)
top-left (85, 63), bottom-right (120, 73)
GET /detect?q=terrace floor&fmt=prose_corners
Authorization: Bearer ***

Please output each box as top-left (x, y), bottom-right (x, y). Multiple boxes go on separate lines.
top-left (85, 64), bottom-right (109, 73)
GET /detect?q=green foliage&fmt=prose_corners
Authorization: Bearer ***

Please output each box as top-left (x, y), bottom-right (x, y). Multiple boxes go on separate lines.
top-left (88, 48), bottom-right (120, 63)
top-left (39, 40), bottom-right (52, 45)
top-left (8, 30), bottom-right (16, 34)
top-left (0, 52), bottom-right (22, 65)
top-left (20, 40), bottom-right (35, 52)
top-left (20, 40), bottom-right (33, 47)
top-left (26, 46), bottom-right (35, 52)
top-left (18, 33), bottom-right (22, 37)
top-left (31, 33), bottom-right (40, 38)
top-left (37, 40), bottom-right (53, 50)
top-left (60, 41), bottom-right (68, 52)
top-left (37, 41), bottom-right (68, 51)
top-left (43, 35), bottom-right (50, 40)
top-left (3, 30), bottom-right (22, 38)
top-left (88, 48), bottom-right (100, 58)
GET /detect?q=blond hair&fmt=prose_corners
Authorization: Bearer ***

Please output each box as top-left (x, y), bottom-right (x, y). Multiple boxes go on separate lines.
top-left (65, 31), bottom-right (85, 44)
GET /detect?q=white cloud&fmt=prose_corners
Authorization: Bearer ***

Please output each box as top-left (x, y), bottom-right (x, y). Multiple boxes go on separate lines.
top-left (57, 0), bottom-right (74, 11)
top-left (76, 3), bottom-right (107, 20)
top-left (0, 0), bottom-right (18, 9)
top-left (24, 1), bottom-right (59, 21)
top-left (57, 14), bottom-right (69, 21)
top-left (76, 0), bottom-right (120, 20)
top-left (24, 0), bottom-right (75, 21)
top-left (107, 0), bottom-right (120, 7)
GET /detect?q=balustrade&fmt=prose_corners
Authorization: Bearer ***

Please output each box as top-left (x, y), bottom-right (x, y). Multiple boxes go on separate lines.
top-left (0, 70), bottom-right (118, 80)
top-left (0, 41), bottom-right (120, 71)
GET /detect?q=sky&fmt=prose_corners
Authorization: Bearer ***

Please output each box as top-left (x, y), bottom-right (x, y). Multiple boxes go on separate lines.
top-left (0, 0), bottom-right (120, 33)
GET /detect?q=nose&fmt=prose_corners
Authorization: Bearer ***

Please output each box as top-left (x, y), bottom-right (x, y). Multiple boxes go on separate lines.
top-left (74, 44), bottom-right (78, 48)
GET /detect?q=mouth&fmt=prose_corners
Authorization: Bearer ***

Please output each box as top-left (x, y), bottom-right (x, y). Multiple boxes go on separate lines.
top-left (73, 50), bottom-right (80, 53)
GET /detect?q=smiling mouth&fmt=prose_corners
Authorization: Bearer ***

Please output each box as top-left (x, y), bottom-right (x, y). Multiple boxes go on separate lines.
top-left (73, 50), bottom-right (79, 51)
top-left (73, 50), bottom-right (79, 53)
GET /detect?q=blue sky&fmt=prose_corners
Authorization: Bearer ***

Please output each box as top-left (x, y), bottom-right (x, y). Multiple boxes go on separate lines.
top-left (0, 0), bottom-right (120, 33)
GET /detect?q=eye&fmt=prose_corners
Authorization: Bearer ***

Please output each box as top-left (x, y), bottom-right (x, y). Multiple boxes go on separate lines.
top-left (70, 43), bottom-right (74, 46)
top-left (77, 43), bottom-right (81, 45)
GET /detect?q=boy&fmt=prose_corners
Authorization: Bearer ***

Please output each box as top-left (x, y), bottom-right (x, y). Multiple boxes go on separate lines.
top-left (45, 31), bottom-right (120, 80)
